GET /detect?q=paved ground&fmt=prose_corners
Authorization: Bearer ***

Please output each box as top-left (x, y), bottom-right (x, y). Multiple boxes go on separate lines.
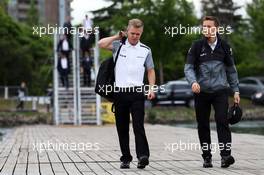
top-left (0, 124), bottom-right (263, 175)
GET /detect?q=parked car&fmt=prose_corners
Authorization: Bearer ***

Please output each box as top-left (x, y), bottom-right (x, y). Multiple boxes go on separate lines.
top-left (152, 80), bottom-right (194, 107)
top-left (239, 77), bottom-right (264, 99)
top-left (252, 90), bottom-right (264, 105)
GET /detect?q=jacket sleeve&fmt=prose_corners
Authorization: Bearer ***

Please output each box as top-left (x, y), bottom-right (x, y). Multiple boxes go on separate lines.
top-left (184, 42), bottom-right (197, 86)
top-left (224, 44), bottom-right (239, 93)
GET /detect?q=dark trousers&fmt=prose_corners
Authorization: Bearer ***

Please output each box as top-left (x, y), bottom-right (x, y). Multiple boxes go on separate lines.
top-left (61, 51), bottom-right (71, 59)
top-left (83, 71), bottom-right (91, 86)
top-left (16, 100), bottom-right (24, 110)
top-left (194, 89), bottom-right (231, 158)
top-left (114, 90), bottom-right (149, 162)
top-left (60, 74), bottom-right (69, 88)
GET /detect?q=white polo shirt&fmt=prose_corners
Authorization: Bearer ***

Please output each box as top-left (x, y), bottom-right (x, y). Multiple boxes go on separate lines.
top-left (208, 37), bottom-right (218, 51)
top-left (112, 39), bottom-right (154, 87)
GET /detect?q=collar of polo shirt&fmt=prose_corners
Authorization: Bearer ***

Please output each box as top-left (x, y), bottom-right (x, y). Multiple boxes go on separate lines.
top-left (208, 37), bottom-right (218, 50)
top-left (125, 39), bottom-right (141, 48)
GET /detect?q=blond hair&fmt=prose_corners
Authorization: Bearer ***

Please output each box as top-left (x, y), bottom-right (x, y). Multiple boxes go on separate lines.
top-left (127, 19), bottom-right (144, 29)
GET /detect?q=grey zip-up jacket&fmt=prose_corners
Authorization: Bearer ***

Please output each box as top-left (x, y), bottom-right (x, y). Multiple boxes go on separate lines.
top-left (184, 36), bottom-right (239, 93)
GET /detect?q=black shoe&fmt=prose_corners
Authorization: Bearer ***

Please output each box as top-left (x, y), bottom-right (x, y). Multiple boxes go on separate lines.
top-left (120, 161), bottom-right (130, 169)
top-left (221, 155), bottom-right (235, 168)
top-left (137, 156), bottom-right (149, 169)
top-left (203, 156), bottom-right (213, 168)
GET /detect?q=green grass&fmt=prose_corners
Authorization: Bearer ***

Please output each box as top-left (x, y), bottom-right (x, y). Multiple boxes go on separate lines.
top-left (0, 99), bottom-right (52, 127)
top-left (146, 98), bottom-right (264, 124)
top-left (0, 111), bottom-right (52, 127)
top-left (0, 98), bottom-right (49, 112)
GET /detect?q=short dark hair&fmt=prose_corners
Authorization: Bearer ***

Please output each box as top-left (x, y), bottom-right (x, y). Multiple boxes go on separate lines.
top-left (202, 16), bottom-right (220, 27)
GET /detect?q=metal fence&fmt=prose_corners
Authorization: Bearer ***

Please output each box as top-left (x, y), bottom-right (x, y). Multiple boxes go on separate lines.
top-left (0, 86), bottom-right (20, 99)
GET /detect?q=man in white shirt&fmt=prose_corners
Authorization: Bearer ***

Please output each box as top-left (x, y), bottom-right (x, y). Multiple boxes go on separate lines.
top-left (81, 52), bottom-right (93, 86)
top-left (57, 34), bottom-right (72, 59)
top-left (83, 14), bottom-right (93, 30)
top-left (98, 19), bottom-right (155, 169)
top-left (57, 53), bottom-right (70, 89)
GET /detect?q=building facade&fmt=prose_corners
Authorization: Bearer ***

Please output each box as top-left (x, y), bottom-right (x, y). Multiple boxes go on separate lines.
top-left (8, 0), bottom-right (73, 26)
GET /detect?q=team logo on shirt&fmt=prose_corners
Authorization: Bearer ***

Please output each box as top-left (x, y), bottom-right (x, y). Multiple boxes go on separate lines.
top-left (119, 54), bottom-right (126, 58)
top-left (230, 48), bottom-right (233, 55)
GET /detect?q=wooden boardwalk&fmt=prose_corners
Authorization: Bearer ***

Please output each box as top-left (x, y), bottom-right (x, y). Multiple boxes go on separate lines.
top-left (0, 124), bottom-right (263, 175)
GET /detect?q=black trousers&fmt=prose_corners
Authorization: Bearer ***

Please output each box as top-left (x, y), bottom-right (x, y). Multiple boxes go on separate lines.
top-left (83, 71), bottom-right (91, 86)
top-left (114, 90), bottom-right (149, 162)
top-left (60, 74), bottom-right (69, 88)
top-left (16, 100), bottom-right (24, 110)
top-left (194, 89), bottom-right (231, 158)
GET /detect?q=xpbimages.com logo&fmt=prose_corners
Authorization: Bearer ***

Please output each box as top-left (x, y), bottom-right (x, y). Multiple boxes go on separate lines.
top-left (164, 141), bottom-right (231, 153)
top-left (97, 83), bottom-right (166, 95)
top-left (32, 141), bottom-right (100, 153)
top-left (164, 24), bottom-right (232, 37)
top-left (32, 24), bottom-right (99, 37)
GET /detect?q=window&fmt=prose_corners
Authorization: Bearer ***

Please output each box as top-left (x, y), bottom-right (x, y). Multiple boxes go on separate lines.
top-left (240, 79), bottom-right (258, 85)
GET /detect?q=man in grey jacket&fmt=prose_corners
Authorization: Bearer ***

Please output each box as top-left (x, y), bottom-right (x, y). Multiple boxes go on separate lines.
top-left (184, 16), bottom-right (240, 168)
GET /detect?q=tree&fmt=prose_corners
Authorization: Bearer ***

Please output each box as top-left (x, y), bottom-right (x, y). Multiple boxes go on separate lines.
top-left (26, 0), bottom-right (39, 26)
top-left (247, 0), bottom-right (264, 56)
top-left (0, 7), bottom-right (52, 95)
top-left (201, 0), bottom-right (242, 29)
top-left (0, 0), bottom-right (8, 13)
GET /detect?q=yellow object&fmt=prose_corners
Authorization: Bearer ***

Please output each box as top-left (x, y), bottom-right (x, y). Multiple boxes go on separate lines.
top-left (101, 102), bottom-right (115, 123)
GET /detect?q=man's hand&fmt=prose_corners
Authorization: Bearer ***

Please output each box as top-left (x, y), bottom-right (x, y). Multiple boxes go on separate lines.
top-left (192, 82), bottom-right (200, 94)
top-left (147, 90), bottom-right (155, 100)
top-left (118, 31), bottom-right (126, 39)
top-left (234, 92), bottom-right (240, 104)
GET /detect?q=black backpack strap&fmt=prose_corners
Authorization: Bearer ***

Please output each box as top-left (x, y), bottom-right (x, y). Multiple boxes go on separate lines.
top-left (113, 38), bottom-right (126, 68)
top-left (113, 43), bottom-right (123, 68)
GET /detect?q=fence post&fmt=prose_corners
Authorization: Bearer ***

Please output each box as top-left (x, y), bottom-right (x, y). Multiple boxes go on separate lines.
top-left (4, 87), bottom-right (8, 99)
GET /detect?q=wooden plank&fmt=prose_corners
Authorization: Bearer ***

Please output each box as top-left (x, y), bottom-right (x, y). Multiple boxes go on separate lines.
top-left (39, 163), bottom-right (54, 175)
top-left (63, 162), bottom-right (83, 175)
top-left (51, 162), bottom-right (68, 175)
top-left (27, 163), bottom-right (40, 175)
top-left (13, 163), bottom-right (27, 175)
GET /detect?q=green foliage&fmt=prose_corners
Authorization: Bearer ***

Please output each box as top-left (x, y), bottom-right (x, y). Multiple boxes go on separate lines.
top-left (0, 0), bottom-right (8, 12)
top-left (26, 0), bottom-right (39, 26)
top-left (201, 0), bottom-right (242, 29)
top-left (247, 0), bottom-right (264, 53)
top-left (0, 7), bottom-right (52, 95)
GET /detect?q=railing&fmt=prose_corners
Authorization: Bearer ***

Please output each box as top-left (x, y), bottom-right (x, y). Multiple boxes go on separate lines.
top-left (0, 86), bottom-right (20, 99)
